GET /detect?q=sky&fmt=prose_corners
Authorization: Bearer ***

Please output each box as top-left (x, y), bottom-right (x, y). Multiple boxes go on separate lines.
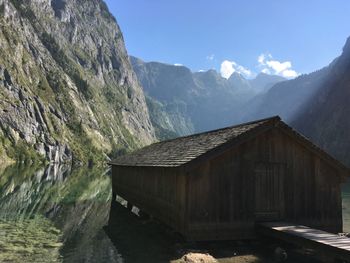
top-left (105, 0), bottom-right (350, 79)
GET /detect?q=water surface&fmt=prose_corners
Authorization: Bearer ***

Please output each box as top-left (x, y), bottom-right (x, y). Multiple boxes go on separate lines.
top-left (0, 164), bottom-right (120, 262)
top-left (0, 164), bottom-right (350, 262)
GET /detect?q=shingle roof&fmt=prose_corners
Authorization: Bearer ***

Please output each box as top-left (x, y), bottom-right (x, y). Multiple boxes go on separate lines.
top-left (110, 116), bottom-right (280, 167)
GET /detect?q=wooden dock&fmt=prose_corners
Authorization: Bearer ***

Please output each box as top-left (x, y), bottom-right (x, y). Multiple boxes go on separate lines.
top-left (257, 222), bottom-right (350, 261)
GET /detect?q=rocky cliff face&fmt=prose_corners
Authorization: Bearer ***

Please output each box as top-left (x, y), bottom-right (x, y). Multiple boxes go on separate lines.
top-left (131, 56), bottom-right (285, 138)
top-left (130, 56), bottom-right (195, 138)
top-left (0, 0), bottom-right (155, 164)
top-left (292, 37), bottom-right (350, 166)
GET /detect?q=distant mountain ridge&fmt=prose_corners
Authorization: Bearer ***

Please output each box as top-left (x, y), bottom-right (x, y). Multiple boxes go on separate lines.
top-left (130, 56), bottom-right (285, 139)
top-left (132, 42), bottom-right (350, 167)
top-left (237, 65), bottom-right (332, 123)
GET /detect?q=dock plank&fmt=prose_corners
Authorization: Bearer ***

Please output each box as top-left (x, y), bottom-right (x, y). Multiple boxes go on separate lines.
top-left (257, 222), bottom-right (350, 261)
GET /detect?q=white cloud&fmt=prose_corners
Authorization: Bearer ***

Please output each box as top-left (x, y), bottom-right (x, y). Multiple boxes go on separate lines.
top-left (266, 60), bottom-right (291, 74)
top-left (258, 54), bottom-right (265, 64)
top-left (220, 60), bottom-right (253, 79)
top-left (206, 54), bottom-right (215, 61)
top-left (281, 69), bottom-right (298, 78)
top-left (174, 63), bottom-right (183, 66)
top-left (220, 61), bottom-right (235, 79)
top-left (261, 68), bottom-right (271, 74)
top-left (258, 53), bottom-right (298, 78)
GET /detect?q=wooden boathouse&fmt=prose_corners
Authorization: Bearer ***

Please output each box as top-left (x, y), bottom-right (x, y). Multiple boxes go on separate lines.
top-left (110, 116), bottom-right (349, 241)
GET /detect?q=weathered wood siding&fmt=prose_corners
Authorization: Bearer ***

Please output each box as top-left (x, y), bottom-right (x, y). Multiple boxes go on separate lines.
top-left (186, 127), bottom-right (343, 240)
top-left (112, 166), bottom-right (187, 234)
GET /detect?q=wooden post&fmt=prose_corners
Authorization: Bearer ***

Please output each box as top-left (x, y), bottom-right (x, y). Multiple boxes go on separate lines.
top-left (127, 201), bottom-right (133, 211)
top-left (111, 191), bottom-right (117, 209)
top-left (138, 210), bottom-right (150, 220)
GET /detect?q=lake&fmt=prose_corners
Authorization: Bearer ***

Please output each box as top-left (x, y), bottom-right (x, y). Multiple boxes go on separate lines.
top-left (0, 164), bottom-right (350, 262)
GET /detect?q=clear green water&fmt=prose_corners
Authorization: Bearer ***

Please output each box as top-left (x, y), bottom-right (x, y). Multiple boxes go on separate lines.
top-left (0, 164), bottom-right (349, 262)
top-left (0, 164), bottom-right (120, 263)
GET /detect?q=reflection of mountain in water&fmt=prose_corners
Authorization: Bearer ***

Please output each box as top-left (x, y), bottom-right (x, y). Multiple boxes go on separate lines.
top-left (0, 164), bottom-right (121, 263)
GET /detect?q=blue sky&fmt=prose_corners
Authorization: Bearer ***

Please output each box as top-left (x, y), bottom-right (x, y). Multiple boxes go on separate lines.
top-left (105, 0), bottom-right (350, 78)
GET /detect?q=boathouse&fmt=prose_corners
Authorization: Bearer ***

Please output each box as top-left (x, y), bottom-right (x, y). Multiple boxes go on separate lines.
top-left (110, 116), bottom-right (349, 241)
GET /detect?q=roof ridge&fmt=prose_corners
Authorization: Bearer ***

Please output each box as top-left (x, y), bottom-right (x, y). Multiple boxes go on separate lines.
top-left (151, 115), bottom-right (281, 145)
top-left (110, 116), bottom-right (350, 176)
top-left (110, 116), bottom-right (282, 167)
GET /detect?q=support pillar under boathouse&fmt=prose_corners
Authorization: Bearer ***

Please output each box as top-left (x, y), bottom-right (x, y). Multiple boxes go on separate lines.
top-left (110, 191), bottom-right (150, 221)
top-left (109, 116), bottom-right (349, 241)
top-left (127, 201), bottom-right (133, 212)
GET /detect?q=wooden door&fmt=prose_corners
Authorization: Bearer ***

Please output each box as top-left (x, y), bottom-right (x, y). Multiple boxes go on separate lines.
top-left (254, 162), bottom-right (285, 221)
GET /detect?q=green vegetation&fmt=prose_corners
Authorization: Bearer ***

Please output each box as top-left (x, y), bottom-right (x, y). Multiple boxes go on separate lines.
top-left (0, 131), bottom-right (46, 165)
top-left (44, 72), bottom-right (107, 165)
top-left (7, 141), bottom-right (46, 164)
top-left (38, 76), bottom-right (51, 91)
top-left (154, 126), bottom-right (178, 141)
top-left (54, 166), bottom-right (111, 203)
top-left (146, 96), bottom-right (179, 140)
top-left (99, 1), bottom-right (116, 22)
top-left (66, 121), bottom-right (106, 166)
top-left (9, 0), bottom-right (36, 21)
top-left (40, 32), bottom-right (93, 101)
top-left (0, 217), bottom-right (63, 263)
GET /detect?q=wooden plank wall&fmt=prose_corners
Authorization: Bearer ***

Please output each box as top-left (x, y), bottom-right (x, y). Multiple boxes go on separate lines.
top-left (186, 128), bottom-right (343, 240)
top-left (187, 148), bottom-right (256, 240)
top-left (112, 166), bottom-right (187, 234)
top-left (254, 162), bottom-right (286, 221)
top-left (271, 129), bottom-right (343, 233)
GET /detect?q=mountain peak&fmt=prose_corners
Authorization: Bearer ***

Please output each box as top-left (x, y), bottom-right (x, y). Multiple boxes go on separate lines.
top-left (248, 73), bottom-right (286, 94)
top-left (255, 72), bottom-right (270, 78)
top-left (195, 69), bottom-right (220, 77)
top-left (228, 71), bottom-right (245, 81)
top-left (130, 55), bottom-right (144, 64)
top-left (341, 36), bottom-right (350, 60)
top-left (343, 36), bottom-right (350, 52)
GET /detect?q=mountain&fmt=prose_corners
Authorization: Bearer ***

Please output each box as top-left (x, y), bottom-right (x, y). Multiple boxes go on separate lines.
top-left (130, 56), bottom-right (285, 138)
top-left (248, 73), bottom-right (286, 93)
top-left (0, 0), bottom-right (155, 164)
top-left (231, 37), bottom-right (350, 166)
top-left (130, 57), bottom-right (196, 138)
top-left (292, 37), bottom-right (350, 166)
top-left (237, 66), bottom-right (332, 124)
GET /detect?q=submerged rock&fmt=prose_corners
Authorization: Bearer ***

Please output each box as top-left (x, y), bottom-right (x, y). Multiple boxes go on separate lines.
top-left (181, 252), bottom-right (218, 263)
